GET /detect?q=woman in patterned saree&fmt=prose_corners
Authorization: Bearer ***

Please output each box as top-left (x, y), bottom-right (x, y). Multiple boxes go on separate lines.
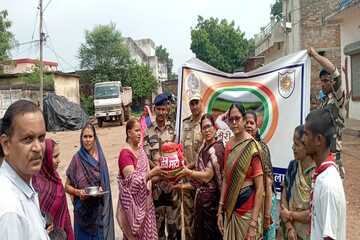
top-left (280, 125), bottom-right (315, 240)
top-left (217, 103), bottom-right (264, 240)
top-left (176, 114), bottom-right (224, 240)
top-left (245, 111), bottom-right (276, 240)
top-left (117, 118), bottom-right (162, 240)
top-left (65, 122), bottom-right (115, 240)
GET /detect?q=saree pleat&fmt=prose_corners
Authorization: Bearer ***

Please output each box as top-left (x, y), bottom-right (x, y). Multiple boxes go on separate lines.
top-left (224, 211), bottom-right (263, 240)
top-left (223, 138), bottom-right (264, 240)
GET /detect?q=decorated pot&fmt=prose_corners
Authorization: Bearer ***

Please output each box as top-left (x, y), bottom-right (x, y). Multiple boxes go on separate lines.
top-left (159, 142), bottom-right (184, 181)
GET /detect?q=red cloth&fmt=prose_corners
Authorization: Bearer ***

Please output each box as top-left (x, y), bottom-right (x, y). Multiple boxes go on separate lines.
top-left (32, 139), bottom-right (74, 240)
top-left (224, 143), bottom-right (263, 216)
top-left (118, 149), bottom-right (138, 178)
top-left (161, 142), bottom-right (178, 153)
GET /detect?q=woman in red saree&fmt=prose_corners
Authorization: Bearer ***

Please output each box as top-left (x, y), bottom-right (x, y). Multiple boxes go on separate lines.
top-left (117, 118), bottom-right (162, 240)
top-left (32, 139), bottom-right (74, 240)
top-left (217, 104), bottom-right (265, 240)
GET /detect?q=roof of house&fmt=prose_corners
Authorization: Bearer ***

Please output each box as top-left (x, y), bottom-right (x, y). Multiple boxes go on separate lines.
top-left (0, 71), bottom-right (79, 79)
top-left (12, 58), bottom-right (58, 67)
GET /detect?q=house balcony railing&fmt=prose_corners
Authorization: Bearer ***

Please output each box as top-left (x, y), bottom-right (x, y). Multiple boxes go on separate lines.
top-left (254, 17), bottom-right (286, 56)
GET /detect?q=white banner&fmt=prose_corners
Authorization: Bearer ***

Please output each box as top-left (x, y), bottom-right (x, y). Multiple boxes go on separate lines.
top-left (176, 50), bottom-right (311, 193)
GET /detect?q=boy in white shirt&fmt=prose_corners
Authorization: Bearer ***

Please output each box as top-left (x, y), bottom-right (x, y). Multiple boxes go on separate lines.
top-left (303, 108), bottom-right (346, 240)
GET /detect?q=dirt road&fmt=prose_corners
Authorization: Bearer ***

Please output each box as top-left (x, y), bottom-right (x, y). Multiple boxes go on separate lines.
top-left (48, 124), bottom-right (360, 240)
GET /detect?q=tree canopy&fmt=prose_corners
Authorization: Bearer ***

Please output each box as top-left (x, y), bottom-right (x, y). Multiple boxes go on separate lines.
top-left (123, 63), bottom-right (158, 100)
top-left (78, 23), bottom-right (131, 84)
top-left (271, 0), bottom-right (283, 19)
top-left (155, 45), bottom-right (173, 79)
top-left (0, 10), bottom-right (14, 69)
top-left (190, 16), bottom-right (254, 73)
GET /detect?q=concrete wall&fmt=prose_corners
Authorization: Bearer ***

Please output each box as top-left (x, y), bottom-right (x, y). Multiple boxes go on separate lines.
top-left (3, 62), bottom-right (57, 74)
top-left (158, 61), bottom-right (168, 82)
top-left (286, 0), bottom-right (302, 54)
top-left (338, 6), bottom-right (360, 119)
top-left (264, 42), bottom-right (286, 65)
top-left (0, 89), bottom-right (46, 118)
top-left (135, 39), bottom-right (156, 57)
top-left (54, 75), bottom-right (80, 104)
top-left (244, 57), bottom-right (264, 72)
top-left (162, 80), bottom-right (178, 96)
top-left (125, 38), bottom-right (148, 65)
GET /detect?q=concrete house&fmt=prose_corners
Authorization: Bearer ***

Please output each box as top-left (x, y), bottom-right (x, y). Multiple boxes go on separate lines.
top-left (0, 59), bottom-right (80, 117)
top-left (254, 0), bottom-right (341, 97)
top-left (327, 0), bottom-right (360, 120)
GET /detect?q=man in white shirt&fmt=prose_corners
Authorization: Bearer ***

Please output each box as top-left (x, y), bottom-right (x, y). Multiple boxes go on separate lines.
top-left (303, 108), bottom-right (346, 240)
top-left (0, 100), bottom-right (49, 240)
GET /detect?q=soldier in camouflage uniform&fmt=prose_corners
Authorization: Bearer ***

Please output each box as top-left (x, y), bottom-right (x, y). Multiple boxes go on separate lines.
top-left (308, 47), bottom-right (346, 178)
top-left (143, 93), bottom-right (180, 240)
top-left (181, 93), bottom-right (203, 240)
top-left (167, 94), bottom-right (177, 124)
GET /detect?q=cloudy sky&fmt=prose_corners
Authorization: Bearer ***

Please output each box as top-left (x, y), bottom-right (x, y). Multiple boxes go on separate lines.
top-left (2, 0), bottom-right (274, 72)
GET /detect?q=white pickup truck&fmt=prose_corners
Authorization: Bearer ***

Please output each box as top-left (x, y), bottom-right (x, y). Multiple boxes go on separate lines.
top-left (94, 81), bottom-right (132, 127)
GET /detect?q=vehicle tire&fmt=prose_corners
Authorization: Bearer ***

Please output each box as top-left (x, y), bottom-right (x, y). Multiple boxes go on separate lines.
top-left (98, 118), bottom-right (103, 128)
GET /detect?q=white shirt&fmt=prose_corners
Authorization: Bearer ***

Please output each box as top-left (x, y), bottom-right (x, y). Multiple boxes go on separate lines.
top-left (0, 161), bottom-right (50, 240)
top-left (311, 165), bottom-right (346, 240)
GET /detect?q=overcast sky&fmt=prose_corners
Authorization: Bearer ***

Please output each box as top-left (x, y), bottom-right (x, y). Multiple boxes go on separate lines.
top-left (2, 0), bottom-right (274, 72)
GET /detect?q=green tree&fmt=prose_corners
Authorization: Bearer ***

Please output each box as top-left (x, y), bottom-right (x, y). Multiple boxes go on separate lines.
top-left (271, 0), bottom-right (283, 19)
top-left (155, 45), bottom-right (173, 79)
top-left (79, 23), bottom-right (131, 85)
top-left (190, 16), bottom-right (254, 73)
top-left (123, 63), bottom-right (158, 101)
top-left (0, 10), bottom-right (15, 71)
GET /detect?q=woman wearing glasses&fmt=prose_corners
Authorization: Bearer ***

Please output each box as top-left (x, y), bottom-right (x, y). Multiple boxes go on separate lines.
top-left (176, 114), bottom-right (224, 240)
top-left (217, 103), bottom-right (265, 240)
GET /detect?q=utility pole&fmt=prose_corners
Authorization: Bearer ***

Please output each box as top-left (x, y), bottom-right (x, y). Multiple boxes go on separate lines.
top-left (39, 0), bottom-right (44, 110)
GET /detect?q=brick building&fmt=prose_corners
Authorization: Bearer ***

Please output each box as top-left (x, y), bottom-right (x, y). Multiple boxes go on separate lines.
top-left (326, 0), bottom-right (360, 120)
top-left (254, 0), bottom-right (341, 98)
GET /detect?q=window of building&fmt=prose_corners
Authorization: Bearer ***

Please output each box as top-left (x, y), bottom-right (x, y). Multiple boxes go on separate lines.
top-left (351, 53), bottom-right (360, 101)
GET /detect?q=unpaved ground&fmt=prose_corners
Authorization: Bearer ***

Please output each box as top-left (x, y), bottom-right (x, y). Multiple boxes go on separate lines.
top-left (48, 124), bottom-right (360, 240)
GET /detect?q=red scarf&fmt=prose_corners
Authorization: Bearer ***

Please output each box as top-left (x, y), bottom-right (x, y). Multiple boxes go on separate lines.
top-left (309, 153), bottom-right (335, 234)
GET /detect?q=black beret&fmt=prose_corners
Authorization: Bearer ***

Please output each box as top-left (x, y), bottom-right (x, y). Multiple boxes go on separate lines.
top-left (154, 93), bottom-right (169, 106)
top-left (319, 68), bottom-right (331, 78)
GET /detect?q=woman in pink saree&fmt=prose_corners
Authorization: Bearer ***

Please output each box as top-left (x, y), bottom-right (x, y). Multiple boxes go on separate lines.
top-left (117, 118), bottom-right (162, 240)
top-left (139, 105), bottom-right (154, 146)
